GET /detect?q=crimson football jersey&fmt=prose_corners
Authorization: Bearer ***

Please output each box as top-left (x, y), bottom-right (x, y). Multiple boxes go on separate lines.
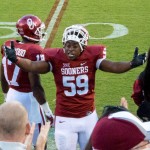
top-left (1, 40), bottom-right (43, 92)
top-left (43, 45), bottom-right (106, 118)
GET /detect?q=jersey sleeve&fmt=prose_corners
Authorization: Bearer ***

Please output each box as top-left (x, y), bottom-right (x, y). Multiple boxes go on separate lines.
top-left (83, 45), bottom-right (107, 69)
top-left (42, 48), bottom-right (60, 62)
top-left (26, 44), bottom-right (43, 61)
top-left (89, 45), bottom-right (106, 69)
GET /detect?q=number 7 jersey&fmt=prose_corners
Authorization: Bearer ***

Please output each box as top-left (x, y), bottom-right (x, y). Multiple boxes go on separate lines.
top-left (43, 45), bottom-right (106, 118)
top-left (1, 40), bottom-right (43, 92)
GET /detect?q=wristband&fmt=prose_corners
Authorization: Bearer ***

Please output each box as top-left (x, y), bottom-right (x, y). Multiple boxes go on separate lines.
top-left (3, 93), bottom-right (7, 102)
top-left (130, 61), bottom-right (133, 68)
top-left (130, 61), bottom-right (136, 69)
top-left (3, 93), bottom-right (7, 98)
top-left (15, 57), bottom-right (21, 65)
top-left (41, 102), bottom-right (51, 113)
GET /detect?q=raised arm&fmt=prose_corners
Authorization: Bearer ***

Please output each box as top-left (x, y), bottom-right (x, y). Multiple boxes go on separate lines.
top-left (100, 60), bottom-right (131, 73)
top-left (17, 58), bottom-right (50, 74)
top-left (4, 41), bottom-right (50, 74)
top-left (100, 47), bottom-right (147, 73)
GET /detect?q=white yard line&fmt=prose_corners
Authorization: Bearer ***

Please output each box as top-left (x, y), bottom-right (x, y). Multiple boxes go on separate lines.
top-left (40, 0), bottom-right (66, 48)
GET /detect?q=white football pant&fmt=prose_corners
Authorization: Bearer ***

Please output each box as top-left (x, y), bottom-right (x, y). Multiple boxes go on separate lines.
top-left (55, 110), bottom-right (98, 150)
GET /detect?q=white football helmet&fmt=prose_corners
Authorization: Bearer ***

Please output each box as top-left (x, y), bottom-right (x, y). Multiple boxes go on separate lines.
top-left (62, 25), bottom-right (89, 51)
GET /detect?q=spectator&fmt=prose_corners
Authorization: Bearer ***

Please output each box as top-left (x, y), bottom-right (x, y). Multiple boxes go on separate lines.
top-left (4, 24), bottom-right (147, 150)
top-left (131, 49), bottom-right (150, 122)
top-left (85, 97), bottom-right (129, 150)
top-left (85, 97), bottom-right (150, 150)
top-left (91, 110), bottom-right (150, 150)
top-left (0, 101), bottom-right (50, 150)
top-left (0, 14), bottom-right (54, 147)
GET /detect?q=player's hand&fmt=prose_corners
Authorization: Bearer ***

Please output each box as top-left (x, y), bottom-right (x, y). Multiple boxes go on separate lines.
top-left (41, 102), bottom-right (54, 127)
top-left (130, 47), bottom-right (147, 68)
top-left (4, 41), bottom-right (18, 63)
top-left (45, 111), bottom-right (54, 127)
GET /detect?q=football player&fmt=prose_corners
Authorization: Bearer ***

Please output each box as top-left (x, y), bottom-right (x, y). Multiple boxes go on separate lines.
top-left (4, 24), bottom-right (147, 150)
top-left (1, 15), bottom-right (54, 148)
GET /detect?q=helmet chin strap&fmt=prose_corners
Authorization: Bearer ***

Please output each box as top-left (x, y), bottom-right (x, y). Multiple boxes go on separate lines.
top-left (79, 43), bottom-right (84, 52)
top-left (23, 35), bottom-right (40, 42)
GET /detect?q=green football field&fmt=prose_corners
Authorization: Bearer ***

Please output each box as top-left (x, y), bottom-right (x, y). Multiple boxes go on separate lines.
top-left (0, 0), bottom-right (150, 149)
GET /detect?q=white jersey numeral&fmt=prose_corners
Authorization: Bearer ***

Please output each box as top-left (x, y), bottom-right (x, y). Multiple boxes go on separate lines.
top-left (3, 57), bottom-right (19, 86)
top-left (36, 54), bottom-right (45, 61)
top-left (63, 75), bottom-right (88, 96)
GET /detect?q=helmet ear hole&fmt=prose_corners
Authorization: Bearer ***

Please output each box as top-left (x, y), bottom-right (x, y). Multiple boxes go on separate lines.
top-left (62, 24), bottom-right (89, 51)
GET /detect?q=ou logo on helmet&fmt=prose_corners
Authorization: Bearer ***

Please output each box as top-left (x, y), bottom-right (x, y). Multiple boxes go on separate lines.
top-left (0, 22), bottom-right (128, 39)
top-left (27, 18), bottom-right (36, 30)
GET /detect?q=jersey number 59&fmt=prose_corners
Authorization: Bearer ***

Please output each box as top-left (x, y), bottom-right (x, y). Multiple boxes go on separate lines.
top-left (63, 75), bottom-right (88, 96)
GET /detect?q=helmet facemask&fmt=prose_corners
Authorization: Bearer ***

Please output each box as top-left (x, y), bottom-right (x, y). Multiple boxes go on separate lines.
top-left (62, 25), bottom-right (89, 52)
top-left (23, 22), bottom-right (46, 42)
top-left (34, 23), bottom-right (47, 42)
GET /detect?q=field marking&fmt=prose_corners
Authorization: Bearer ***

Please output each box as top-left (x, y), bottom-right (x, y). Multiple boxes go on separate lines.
top-left (0, 1), bottom-right (128, 45)
top-left (83, 22), bottom-right (128, 39)
top-left (0, 22), bottom-right (19, 39)
top-left (0, 22), bottom-right (15, 25)
top-left (0, 22), bottom-right (129, 41)
top-left (40, 0), bottom-right (66, 48)
top-left (0, 21), bottom-right (128, 41)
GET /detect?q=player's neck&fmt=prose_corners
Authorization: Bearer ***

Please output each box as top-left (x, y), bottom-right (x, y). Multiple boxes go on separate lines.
top-left (22, 38), bottom-right (39, 44)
